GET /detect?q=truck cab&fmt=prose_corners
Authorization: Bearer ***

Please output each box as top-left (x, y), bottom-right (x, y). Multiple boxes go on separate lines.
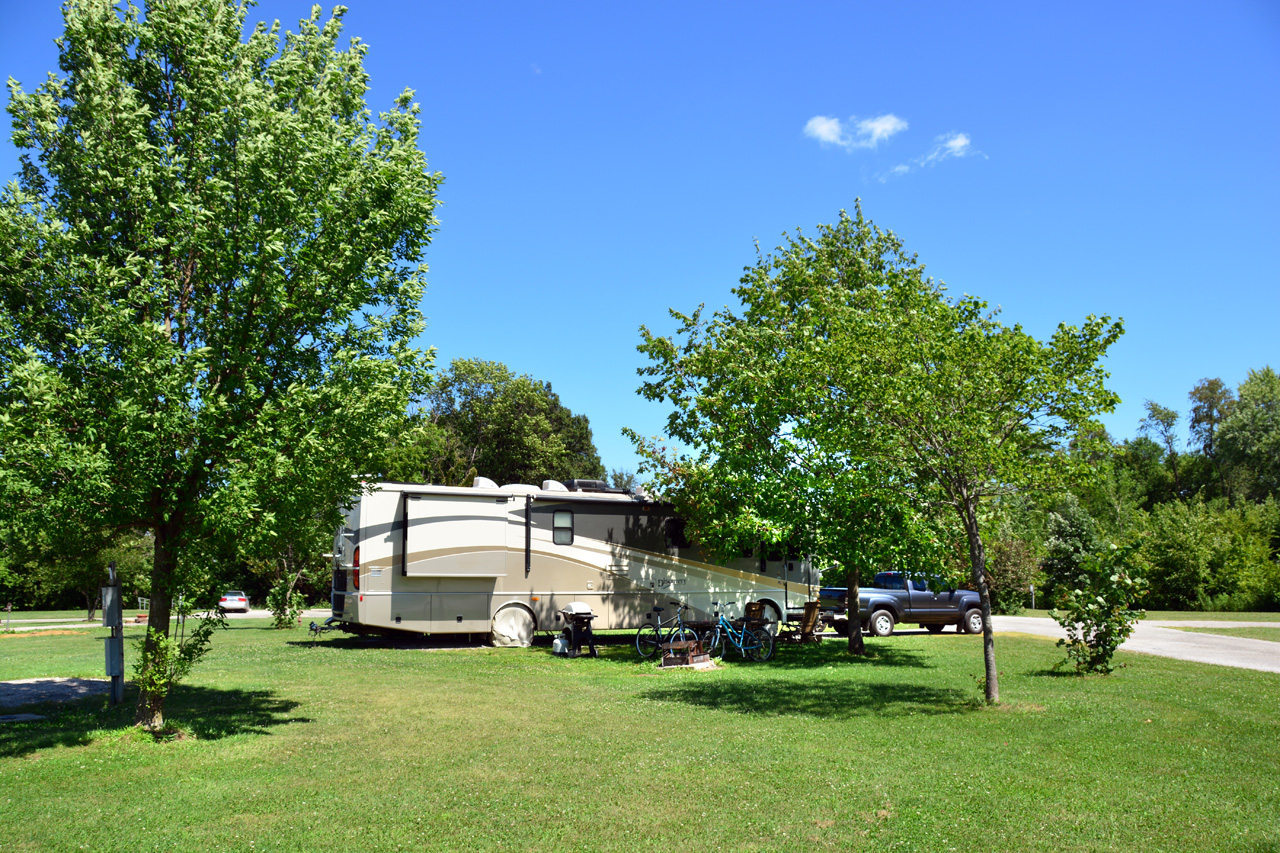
top-left (818, 572), bottom-right (984, 636)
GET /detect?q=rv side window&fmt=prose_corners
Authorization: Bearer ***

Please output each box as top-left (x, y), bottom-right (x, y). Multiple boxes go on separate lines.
top-left (553, 511), bottom-right (574, 545)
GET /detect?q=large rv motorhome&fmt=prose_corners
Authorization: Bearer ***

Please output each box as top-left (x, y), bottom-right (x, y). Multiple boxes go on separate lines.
top-left (330, 478), bottom-right (819, 645)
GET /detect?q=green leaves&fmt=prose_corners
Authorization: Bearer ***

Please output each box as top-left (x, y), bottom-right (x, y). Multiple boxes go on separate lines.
top-left (634, 204), bottom-right (1124, 690)
top-left (384, 358), bottom-right (607, 487)
top-left (1, 0), bottom-right (440, 725)
top-left (1051, 544), bottom-right (1147, 674)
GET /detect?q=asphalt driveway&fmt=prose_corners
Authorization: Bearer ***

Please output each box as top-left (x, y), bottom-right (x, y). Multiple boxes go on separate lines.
top-left (991, 615), bottom-right (1280, 674)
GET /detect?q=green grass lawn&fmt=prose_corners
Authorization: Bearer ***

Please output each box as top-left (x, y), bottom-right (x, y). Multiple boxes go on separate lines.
top-left (1171, 625), bottom-right (1280, 641)
top-left (1019, 608), bottom-right (1280, 622)
top-left (1, 623), bottom-right (1277, 852)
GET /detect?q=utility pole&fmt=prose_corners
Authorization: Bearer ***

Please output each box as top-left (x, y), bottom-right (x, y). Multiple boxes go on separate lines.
top-left (101, 561), bottom-right (125, 705)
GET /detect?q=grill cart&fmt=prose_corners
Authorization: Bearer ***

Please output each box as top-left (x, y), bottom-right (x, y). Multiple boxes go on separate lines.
top-left (555, 601), bottom-right (598, 658)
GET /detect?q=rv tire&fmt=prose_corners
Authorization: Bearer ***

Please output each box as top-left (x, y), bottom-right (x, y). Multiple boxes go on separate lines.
top-left (758, 601), bottom-right (783, 637)
top-left (491, 605), bottom-right (536, 647)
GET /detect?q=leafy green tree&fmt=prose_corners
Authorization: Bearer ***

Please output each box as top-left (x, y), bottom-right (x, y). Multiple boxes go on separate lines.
top-left (1189, 377), bottom-right (1236, 498)
top-left (0, 2), bottom-right (438, 729)
top-left (1113, 436), bottom-right (1175, 509)
top-left (381, 416), bottom-right (477, 486)
top-left (13, 528), bottom-right (153, 617)
top-left (1138, 498), bottom-right (1279, 610)
top-left (803, 209), bottom-right (1122, 702)
top-left (608, 469), bottom-right (639, 492)
top-left (629, 210), bottom-right (948, 656)
top-left (417, 359), bottom-right (606, 486)
top-left (1139, 401), bottom-right (1183, 497)
top-left (632, 206), bottom-right (1123, 698)
top-left (1040, 494), bottom-right (1103, 604)
top-left (984, 536), bottom-right (1038, 614)
top-left (1218, 367), bottom-right (1280, 500)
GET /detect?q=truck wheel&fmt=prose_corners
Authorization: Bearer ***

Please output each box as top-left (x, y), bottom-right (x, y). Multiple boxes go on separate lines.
top-left (832, 618), bottom-right (849, 637)
top-left (925, 623), bottom-right (944, 634)
top-left (963, 608), bottom-right (984, 634)
top-left (869, 609), bottom-right (895, 637)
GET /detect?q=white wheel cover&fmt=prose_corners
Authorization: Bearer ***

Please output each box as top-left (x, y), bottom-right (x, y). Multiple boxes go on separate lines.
top-left (492, 607), bottom-right (534, 647)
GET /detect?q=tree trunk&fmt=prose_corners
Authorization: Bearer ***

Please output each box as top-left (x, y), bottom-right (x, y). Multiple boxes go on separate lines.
top-left (961, 500), bottom-right (998, 704)
top-left (135, 521), bottom-right (178, 730)
top-left (847, 565), bottom-right (865, 656)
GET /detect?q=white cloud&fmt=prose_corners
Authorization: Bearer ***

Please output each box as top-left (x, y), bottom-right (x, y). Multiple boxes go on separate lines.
top-left (919, 132), bottom-right (976, 166)
top-left (856, 114), bottom-right (908, 147)
top-left (803, 113), bottom-right (908, 150)
top-left (879, 132), bottom-right (983, 181)
top-left (803, 115), bottom-right (846, 145)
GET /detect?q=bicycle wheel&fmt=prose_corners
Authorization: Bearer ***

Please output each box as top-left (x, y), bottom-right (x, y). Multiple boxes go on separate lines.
top-left (701, 627), bottom-right (724, 659)
top-left (746, 626), bottom-right (775, 662)
top-left (670, 626), bottom-right (696, 647)
top-left (635, 623), bottom-right (661, 658)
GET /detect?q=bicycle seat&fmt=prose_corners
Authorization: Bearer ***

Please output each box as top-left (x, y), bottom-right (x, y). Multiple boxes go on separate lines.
top-left (652, 606), bottom-right (664, 613)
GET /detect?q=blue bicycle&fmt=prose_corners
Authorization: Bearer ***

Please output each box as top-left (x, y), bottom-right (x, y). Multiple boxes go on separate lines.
top-left (700, 601), bottom-right (775, 662)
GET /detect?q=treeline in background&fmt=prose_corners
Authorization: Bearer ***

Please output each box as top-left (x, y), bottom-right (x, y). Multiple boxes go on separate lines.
top-left (985, 367), bottom-right (1280, 613)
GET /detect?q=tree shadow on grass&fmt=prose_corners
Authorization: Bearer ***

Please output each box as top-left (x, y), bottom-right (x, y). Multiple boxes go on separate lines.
top-left (591, 636), bottom-right (935, 670)
top-left (641, 676), bottom-right (975, 720)
top-left (288, 632), bottom-right (502, 651)
top-left (0, 684), bottom-right (306, 759)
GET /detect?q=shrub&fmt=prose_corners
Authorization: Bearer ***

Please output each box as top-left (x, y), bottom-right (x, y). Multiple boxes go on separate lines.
top-left (1040, 495), bottom-right (1101, 604)
top-left (266, 581), bottom-right (305, 630)
top-left (985, 537), bottom-right (1038, 614)
top-left (1051, 543), bottom-right (1146, 674)
top-left (1139, 498), bottom-right (1278, 609)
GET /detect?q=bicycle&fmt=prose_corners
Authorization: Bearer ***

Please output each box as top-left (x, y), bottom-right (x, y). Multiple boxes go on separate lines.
top-left (700, 601), bottom-right (775, 662)
top-left (635, 601), bottom-right (696, 659)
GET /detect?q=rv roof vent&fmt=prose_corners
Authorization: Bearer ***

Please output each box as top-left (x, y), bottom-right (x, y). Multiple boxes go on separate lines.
top-left (564, 478), bottom-right (631, 494)
top-left (473, 476), bottom-right (499, 489)
top-left (541, 479), bottom-right (569, 492)
top-left (564, 478), bottom-right (606, 492)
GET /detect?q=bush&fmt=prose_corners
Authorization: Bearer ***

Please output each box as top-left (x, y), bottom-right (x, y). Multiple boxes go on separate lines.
top-left (1051, 543), bottom-right (1146, 674)
top-left (1040, 495), bottom-right (1101, 605)
top-left (985, 537), bottom-right (1038, 614)
top-left (266, 581), bottom-right (305, 630)
top-left (1138, 499), bottom-right (1278, 610)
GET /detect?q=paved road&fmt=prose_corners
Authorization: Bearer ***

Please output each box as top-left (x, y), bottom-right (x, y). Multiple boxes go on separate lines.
top-left (991, 615), bottom-right (1280, 674)
top-left (3, 608), bottom-right (331, 632)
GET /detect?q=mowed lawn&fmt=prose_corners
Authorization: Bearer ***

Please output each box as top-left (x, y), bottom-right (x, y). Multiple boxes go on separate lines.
top-left (1, 621), bottom-right (1277, 852)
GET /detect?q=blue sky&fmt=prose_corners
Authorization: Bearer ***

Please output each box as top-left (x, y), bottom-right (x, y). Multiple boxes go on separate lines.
top-left (3, 1), bottom-right (1277, 478)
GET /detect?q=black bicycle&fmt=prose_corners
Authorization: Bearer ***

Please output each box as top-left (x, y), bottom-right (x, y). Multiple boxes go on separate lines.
top-left (635, 602), bottom-right (696, 658)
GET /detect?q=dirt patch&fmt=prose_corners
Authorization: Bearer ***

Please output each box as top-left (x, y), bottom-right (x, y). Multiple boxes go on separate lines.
top-left (0, 630), bottom-right (90, 639)
top-left (0, 678), bottom-right (113, 709)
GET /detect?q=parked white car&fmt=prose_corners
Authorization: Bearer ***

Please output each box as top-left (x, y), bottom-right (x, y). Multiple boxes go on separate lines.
top-left (218, 590), bottom-right (250, 613)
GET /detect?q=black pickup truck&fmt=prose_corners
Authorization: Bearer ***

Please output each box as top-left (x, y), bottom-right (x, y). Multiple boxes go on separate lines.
top-left (818, 572), bottom-right (984, 636)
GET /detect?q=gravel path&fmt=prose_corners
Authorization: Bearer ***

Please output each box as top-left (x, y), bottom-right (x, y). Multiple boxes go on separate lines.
top-left (992, 615), bottom-right (1280, 674)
